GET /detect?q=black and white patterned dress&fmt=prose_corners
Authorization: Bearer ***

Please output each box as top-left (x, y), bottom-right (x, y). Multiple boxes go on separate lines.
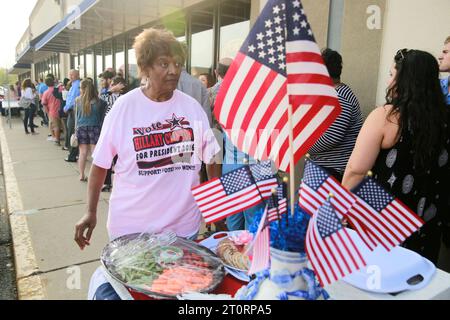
top-left (371, 123), bottom-right (450, 263)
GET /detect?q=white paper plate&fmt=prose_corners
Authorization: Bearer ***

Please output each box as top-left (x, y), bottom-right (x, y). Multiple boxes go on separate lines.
top-left (343, 229), bottom-right (436, 294)
top-left (200, 231), bottom-right (251, 282)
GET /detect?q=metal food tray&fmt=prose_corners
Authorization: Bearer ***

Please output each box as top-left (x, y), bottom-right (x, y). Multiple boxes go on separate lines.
top-left (101, 233), bottom-right (226, 300)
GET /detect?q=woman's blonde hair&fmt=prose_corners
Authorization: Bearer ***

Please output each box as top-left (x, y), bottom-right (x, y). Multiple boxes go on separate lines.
top-left (133, 28), bottom-right (186, 78)
top-left (445, 36), bottom-right (450, 45)
top-left (77, 78), bottom-right (98, 116)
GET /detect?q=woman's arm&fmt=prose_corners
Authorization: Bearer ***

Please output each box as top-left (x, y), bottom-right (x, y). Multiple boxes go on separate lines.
top-left (74, 165), bottom-right (107, 250)
top-left (342, 107), bottom-right (387, 190)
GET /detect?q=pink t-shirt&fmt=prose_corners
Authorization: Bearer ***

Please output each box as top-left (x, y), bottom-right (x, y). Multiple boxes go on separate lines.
top-left (41, 87), bottom-right (61, 119)
top-left (93, 88), bottom-right (220, 240)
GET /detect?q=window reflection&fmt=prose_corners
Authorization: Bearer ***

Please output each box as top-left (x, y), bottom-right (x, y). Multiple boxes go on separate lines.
top-left (220, 21), bottom-right (249, 59)
top-left (128, 47), bottom-right (140, 89)
top-left (220, 0), bottom-right (251, 59)
top-left (86, 52), bottom-right (94, 79)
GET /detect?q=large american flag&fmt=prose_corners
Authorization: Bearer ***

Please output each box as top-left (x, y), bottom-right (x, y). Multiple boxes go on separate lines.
top-left (192, 162), bottom-right (277, 224)
top-left (248, 206), bottom-right (271, 275)
top-left (214, 0), bottom-right (341, 172)
top-left (299, 160), bottom-right (378, 250)
top-left (349, 178), bottom-right (425, 251)
top-left (306, 200), bottom-right (366, 287)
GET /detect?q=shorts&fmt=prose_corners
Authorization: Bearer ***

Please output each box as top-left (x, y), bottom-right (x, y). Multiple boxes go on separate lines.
top-left (77, 126), bottom-right (101, 145)
top-left (49, 117), bottom-right (63, 132)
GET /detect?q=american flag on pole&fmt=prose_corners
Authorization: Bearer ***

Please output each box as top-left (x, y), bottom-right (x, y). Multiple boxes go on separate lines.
top-left (248, 206), bottom-right (271, 275)
top-left (299, 160), bottom-right (378, 250)
top-left (349, 178), bottom-right (425, 252)
top-left (249, 160), bottom-right (279, 199)
top-left (306, 200), bottom-right (366, 287)
top-left (192, 166), bottom-right (265, 224)
top-left (214, 0), bottom-right (341, 172)
top-left (268, 184), bottom-right (288, 222)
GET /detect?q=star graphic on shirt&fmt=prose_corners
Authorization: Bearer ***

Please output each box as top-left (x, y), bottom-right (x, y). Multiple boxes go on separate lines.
top-left (166, 113), bottom-right (185, 130)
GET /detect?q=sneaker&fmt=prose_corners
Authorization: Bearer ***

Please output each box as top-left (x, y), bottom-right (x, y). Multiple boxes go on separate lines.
top-left (47, 136), bottom-right (54, 141)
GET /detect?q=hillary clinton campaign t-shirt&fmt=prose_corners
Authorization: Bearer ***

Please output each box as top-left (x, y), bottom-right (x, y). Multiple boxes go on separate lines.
top-left (93, 88), bottom-right (220, 240)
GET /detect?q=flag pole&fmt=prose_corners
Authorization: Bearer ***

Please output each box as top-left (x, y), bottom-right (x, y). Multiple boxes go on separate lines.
top-left (288, 103), bottom-right (296, 217)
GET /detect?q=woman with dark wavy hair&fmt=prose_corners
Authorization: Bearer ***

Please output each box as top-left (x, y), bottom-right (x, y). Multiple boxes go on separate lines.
top-left (343, 49), bottom-right (450, 264)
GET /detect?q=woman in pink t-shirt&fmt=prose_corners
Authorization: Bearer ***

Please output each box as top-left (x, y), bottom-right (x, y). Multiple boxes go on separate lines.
top-left (74, 28), bottom-right (221, 250)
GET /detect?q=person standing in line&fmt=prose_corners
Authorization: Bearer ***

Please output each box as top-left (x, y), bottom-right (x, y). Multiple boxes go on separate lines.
top-left (198, 73), bottom-right (214, 89)
top-left (308, 48), bottom-right (363, 181)
top-left (75, 78), bottom-right (104, 182)
top-left (41, 78), bottom-right (63, 146)
top-left (61, 80), bottom-right (72, 151)
top-left (343, 49), bottom-right (450, 265)
top-left (99, 76), bottom-right (127, 192)
top-left (64, 70), bottom-right (81, 163)
top-left (21, 79), bottom-right (38, 135)
top-left (438, 36), bottom-right (450, 105)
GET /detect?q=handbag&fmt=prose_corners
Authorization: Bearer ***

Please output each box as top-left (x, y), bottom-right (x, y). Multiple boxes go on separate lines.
top-left (18, 96), bottom-right (31, 109)
top-left (70, 102), bottom-right (79, 148)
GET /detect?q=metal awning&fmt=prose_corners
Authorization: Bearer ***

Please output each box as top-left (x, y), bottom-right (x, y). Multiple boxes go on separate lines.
top-left (8, 63), bottom-right (32, 75)
top-left (16, 25), bottom-right (58, 64)
top-left (35, 0), bottom-right (188, 54)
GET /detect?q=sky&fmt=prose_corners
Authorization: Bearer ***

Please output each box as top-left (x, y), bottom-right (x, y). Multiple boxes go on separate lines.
top-left (0, 0), bottom-right (37, 69)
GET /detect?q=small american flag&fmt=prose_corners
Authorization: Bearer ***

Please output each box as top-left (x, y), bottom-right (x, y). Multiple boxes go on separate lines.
top-left (249, 160), bottom-right (279, 199)
top-left (248, 206), bottom-right (271, 275)
top-left (214, 0), bottom-right (341, 172)
top-left (306, 200), bottom-right (366, 287)
top-left (349, 178), bottom-right (425, 251)
top-left (192, 167), bottom-right (264, 224)
top-left (299, 160), bottom-right (378, 250)
top-left (268, 185), bottom-right (288, 222)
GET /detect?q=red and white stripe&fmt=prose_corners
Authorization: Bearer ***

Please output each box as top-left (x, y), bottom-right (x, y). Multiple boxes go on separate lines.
top-left (306, 216), bottom-right (366, 287)
top-left (256, 178), bottom-right (280, 199)
top-left (349, 197), bottom-right (424, 251)
top-left (268, 198), bottom-right (288, 223)
top-left (214, 39), bottom-right (341, 173)
top-left (298, 177), bottom-right (355, 218)
top-left (299, 178), bottom-right (378, 250)
top-left (248, 206), bottom-right (271, 275)
top-left (192, 179), bottom-right (263, 224)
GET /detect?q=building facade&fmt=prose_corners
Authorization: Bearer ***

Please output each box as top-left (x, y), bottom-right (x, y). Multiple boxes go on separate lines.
top-left (11, 0), bottom-right (450, 116)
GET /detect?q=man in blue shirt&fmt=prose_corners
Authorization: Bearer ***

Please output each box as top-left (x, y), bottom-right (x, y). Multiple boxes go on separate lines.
top-left (438, 36), bottom-right (450, 105)
top-left (64, 70), bottom-right (81, 162)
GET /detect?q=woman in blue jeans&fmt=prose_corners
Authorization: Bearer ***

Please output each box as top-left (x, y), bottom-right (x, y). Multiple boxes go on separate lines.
top-left (21, 79), bottom-right (38, 135)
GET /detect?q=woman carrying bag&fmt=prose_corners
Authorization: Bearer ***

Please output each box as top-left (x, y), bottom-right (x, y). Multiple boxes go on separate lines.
top-left (20, 79), bottom-right (38, 135)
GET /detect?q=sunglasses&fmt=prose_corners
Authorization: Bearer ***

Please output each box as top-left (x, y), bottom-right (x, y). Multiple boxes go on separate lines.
top-left (396, 48), bottom-right (409, 62)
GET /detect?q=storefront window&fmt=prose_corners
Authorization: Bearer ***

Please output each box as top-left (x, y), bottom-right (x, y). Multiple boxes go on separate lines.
top-left (104, 40), bottom-right (113, 71)
top-left (115, 37), bottom-right (125, 78)
top-left (219, 0), bottom-right (251, 59)
top-left (128, 47), bottom-right (140, 89)
top-left (79, 53), bottom-right (85, 79)
top-left (190, 7), bottom-right (214, 77)
top-left (86, 51), bottom-right (94, 79)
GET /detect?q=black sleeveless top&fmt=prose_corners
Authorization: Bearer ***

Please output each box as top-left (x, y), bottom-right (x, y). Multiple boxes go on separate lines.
top-left (371, 125), bottom-right (450, 264)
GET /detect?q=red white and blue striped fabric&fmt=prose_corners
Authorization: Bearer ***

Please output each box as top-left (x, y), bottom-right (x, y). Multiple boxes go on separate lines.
top-left (248, 206), bottom-right (271, 275)
top-left (213, 0), bottom-right (341, 172)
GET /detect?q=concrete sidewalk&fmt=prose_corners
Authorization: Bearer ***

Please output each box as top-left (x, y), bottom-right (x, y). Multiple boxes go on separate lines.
top-left (0, 116), bottom-right (110, 300)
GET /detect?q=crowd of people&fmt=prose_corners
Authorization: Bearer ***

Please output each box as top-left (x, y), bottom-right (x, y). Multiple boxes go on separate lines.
top-left (5, 28), bottom-right (449, 298)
